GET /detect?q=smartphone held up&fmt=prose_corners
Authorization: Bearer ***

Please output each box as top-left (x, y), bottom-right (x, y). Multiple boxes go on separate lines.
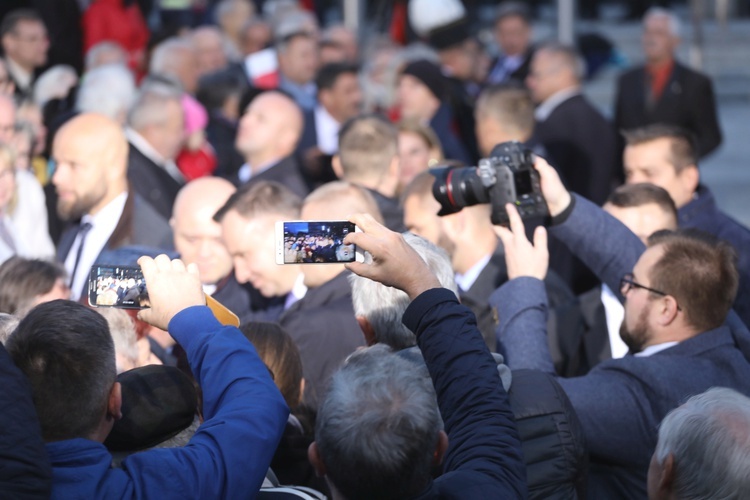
top-left (89, 265), bottom-right (150, 309)
top-left (276, 220), bottom-right (364, 264)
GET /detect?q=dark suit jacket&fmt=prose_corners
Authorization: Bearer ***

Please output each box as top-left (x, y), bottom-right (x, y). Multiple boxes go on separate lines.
top-left (459, 241), bottom-right (581, 371)
top-left (614, 61), bottom-right (722, 158)
top-left (127, 142), bottom-right (184, 220)
top-left (297, 108), bottom-right (317, 154)
top-left (486, 48), bottom-right (534, 85)
top-left (279, 271), bottom-right (364, 408)
top-left (236, 154), bottom-right (311, 199)
top-left (534, 93), bottom-right (619, 206)
top-left (57, 191), bottom-right (174, 298)
top-left (205, 113), bottom-right (244, 180)
top-left (364, 188), bottom-right (406, 233)
top-left (492, 195), bottom-right (750, 498)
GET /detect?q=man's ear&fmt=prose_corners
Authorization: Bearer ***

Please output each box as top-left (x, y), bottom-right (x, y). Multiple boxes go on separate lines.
top-left (656, 295), bottom-right (680, 327)
top-left (108, 381), bottom-right (123, 421)
top-left (433, 430), bottom-right (449, 466)
top-left (332, 154), bottom-right (344, 179)
top-left (657, 453), bottom-right (675, 498)
top-left (356, 316), bottom-right (377, 346)
top-left (308, 441), bottom-right (327, 477)
top-left (680, 165), bottom-right (700, 194)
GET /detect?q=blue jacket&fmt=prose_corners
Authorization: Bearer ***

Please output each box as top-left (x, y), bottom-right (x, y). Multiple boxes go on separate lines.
top-left (46, 306), bottom-right (289, 499)
top-left (679, 184), bottom-right (750, 327)
top-left (492, 195), bottom-right (750, 499)
top-left (405, 288), bottom-right (526, 499)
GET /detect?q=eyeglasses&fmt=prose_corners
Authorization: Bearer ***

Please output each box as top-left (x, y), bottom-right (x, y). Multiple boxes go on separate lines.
top-left (620, 273), bottom-right (668, 297)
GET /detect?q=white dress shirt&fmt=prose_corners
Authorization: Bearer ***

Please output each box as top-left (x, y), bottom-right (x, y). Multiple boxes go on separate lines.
top-left (65, 192), bottom-right (128, 300)
top-left (6, 57), bottom-right (32, 92)
top-left (600, 284), bottom-right (629, 359)
top-left (634, 342), bottom-right (679, 357)
top-left (455, 254), bottom-right (492, 292)
top-left (237, 158), bottom-right (278, 184)
top-left (313, 105), bottom-right (341, 155)
top-left (284, 273), bottom-right (308, 310)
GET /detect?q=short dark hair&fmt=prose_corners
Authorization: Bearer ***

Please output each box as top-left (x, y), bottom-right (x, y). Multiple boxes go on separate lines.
top-left (495, 1), bottom-right (532, 25)
top-left (240, 322), bottom-right (303, 409)
top-left (0, 257), bottom-right (67, 316)
top-left (6, 300), bottom-right (116, 442)
top-left (213, 180), bottom-right (302, 222)
top-left (606, 183), bottom-right (678, 222)
top-left (0, 9), bottom-right (43, 38)
top-left (315, 62), bottom-right (359, 92)
top-left (622, 124), bottom-right (698, 173)
top-left (647, 230), bottom-right (738, 332)
top-left (196, 69), bottom-right (247, 111)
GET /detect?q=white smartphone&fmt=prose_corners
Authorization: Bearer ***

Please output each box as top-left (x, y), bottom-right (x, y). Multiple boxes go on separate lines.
top-left (275, 220), bottom-right (364, 264)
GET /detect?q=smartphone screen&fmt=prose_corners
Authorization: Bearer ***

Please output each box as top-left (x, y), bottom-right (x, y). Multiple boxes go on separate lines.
top-left (88, 265), bottom-right (149, 309)
top-left (279, 221), bottom-right (358, 264)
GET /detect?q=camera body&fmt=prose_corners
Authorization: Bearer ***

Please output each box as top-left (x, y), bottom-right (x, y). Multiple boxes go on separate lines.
top-left (430, 141), bottom-right (548, 226)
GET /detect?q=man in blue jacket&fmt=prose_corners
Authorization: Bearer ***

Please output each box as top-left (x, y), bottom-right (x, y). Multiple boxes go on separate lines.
top-left (5, 255), bottom-right (289, 499)
top-left (307, 213), bottom-right (526, 499)
top-left (491, 157), bottom-right (750, 498)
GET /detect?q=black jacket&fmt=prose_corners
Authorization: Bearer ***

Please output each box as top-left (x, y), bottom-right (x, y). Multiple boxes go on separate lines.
top-left (614, 61), bottom-right (722, 158)
top-left (236, 154), bottom-right (311, 199)
top-left (126, 143), bottom-right (183, 220)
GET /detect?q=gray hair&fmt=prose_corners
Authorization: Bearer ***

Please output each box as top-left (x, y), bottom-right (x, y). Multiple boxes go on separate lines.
top-left (536, 41), bottom-right (587, 83)
top-left (85, 41), bottom-right (128, 72)
top-left (150, 37), bottom-right (194, 80)
top-left (0, 312), bottom-right (18, 345)
top-left (96, 308), bottom-right (138, 374)
top-left (32, 65), bottom-right (78, 109)
top-left (644, 7), bottom-right (681, 38)
top-left (349, 233), bottom-right (458, 350)
top-left (127, 81), bottom-right (182, 131)
top-left (77, 64), bottom-right (136, 122)
top-left (655, 387), bottom-right (750, 498)
top-left (316, 344), bottom-right (441, 499)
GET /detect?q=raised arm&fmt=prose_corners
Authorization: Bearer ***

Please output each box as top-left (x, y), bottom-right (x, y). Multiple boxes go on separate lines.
top-left (345, 215), bottom-right (526, 498)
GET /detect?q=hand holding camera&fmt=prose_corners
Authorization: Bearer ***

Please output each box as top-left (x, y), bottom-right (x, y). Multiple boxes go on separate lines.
top-left (496, 204), bottom-right (549, 281)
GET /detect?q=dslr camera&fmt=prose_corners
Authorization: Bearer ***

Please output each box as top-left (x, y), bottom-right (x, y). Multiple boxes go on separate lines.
top-left (430, 141), bottom-right (548, 226)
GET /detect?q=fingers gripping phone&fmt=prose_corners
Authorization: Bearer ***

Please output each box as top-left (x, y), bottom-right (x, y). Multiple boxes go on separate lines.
top-left (276, 221), bottom-right (364, 265)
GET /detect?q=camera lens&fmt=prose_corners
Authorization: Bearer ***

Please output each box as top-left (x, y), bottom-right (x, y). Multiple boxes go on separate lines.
top-left (429, 166), bottom-right (491, 216)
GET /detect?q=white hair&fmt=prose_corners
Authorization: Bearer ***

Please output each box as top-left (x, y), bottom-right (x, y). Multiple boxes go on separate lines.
top-left (76, 64), bottom-right (136, 123)
top-left (96, 308), bottom-right (138, 374)
top-left (655, 387), bottom-right (750, 498)
top-left (150, 37), bottom-right (194, 80)
top-left (644, 7), bottom-right (681, 38)
top-left (127, 80), bottom-right (182, 131)
top-left (349, 233), bottom-right (458, 350)
top-left (85, 41), bottom-right (128, 72)
top-left (32, 65), bottom-right (78, 109)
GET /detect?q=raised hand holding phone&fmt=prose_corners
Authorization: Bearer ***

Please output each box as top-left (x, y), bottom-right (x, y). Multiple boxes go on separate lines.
top-left (343, 213), bottom-right (441, 300)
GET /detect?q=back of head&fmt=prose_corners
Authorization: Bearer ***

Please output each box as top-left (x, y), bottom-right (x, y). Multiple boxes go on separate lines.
top-left (6, 300), bottom-right (116, 442)
top-left (535, 41), bottom-right (586, 84)
top-left (647, 230), bottom-right (738, 332)
top-left (316, 344), bottom-right (441, 499)
top-left (214, 180), bottom-right (302, 223)
top-left (349, 233), bottom-right (457, 350)
top-left (338, 114), bottom-right (398, 183)
top-left (127, 80), bottom-right (183, 133)
top-left (654, 387), bottom-right (750, 498)
top-left (476, 84), bottom-right (534, 140)
top-left (96, 307), bottom-right (138, 374)
top-left (303, 181), bottom-right (383, 223)
top-left (0, 257), bottom-right (67, 317)
top-left (240, 322), bottom-right (303, 409)
top-left (77, 63), bottom-right (136, 123)
top-left (605, 183), bottom-right (678, 237)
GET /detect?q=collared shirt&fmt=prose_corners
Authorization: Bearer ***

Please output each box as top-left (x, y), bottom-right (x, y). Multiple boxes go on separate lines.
top-left (278, 74), bottom-right (317, 111)
top-left (600, 284), bottom-right (629, 359)
top-left (455, 254), bottom-right (492, 292)
top-left (488, 54), bottom-right (523, 84)
top-left (125, 128), bottom-right (185, 184)
top-left (634, 341), bottom-right (679, 357)
top-left (5, 57), bottom-right (32, 92)
top-left (314, 104), bottom-right (340, 155)
top-left (65, 192), bottom-right (128, 300)
top-left (534, 87), bottom-right (581, 122)
top-left (237, 158), bottom-right (279, 184)
top-left (284, 273), bottom-right (308, 310)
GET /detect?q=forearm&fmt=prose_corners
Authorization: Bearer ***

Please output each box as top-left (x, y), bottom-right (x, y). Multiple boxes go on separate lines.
top-left (550, 195), bottom-right (645, 300)
top-left (404, 289), bottom-right (526, 497)
top-left (491, 277), bottom-right (556, 374)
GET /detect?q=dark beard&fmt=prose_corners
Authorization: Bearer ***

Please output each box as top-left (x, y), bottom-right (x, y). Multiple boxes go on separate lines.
top-left (56, 190), bottom-right (102, 221)
top-left (619, 305), bottom-right (650, 354)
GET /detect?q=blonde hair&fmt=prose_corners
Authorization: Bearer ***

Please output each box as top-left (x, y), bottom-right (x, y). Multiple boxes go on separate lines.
top-left (397, 119), bottom-right (444, 165)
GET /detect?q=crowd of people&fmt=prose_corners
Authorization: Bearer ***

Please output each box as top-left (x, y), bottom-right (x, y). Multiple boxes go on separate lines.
top-left (0, 0), bottom-right (749, 498)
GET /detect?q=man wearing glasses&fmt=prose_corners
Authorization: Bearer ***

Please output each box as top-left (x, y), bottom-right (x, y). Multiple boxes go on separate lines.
top-left (490, 157), bottom-right (750, 499)
top-left (0, 9), bottom-right (49, 102)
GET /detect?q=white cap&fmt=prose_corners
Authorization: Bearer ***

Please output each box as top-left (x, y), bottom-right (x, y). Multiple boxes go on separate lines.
top-left (408, 0), bottom-right (466, 37)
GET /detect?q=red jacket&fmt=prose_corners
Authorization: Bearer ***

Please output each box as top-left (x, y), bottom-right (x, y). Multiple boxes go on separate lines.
top-left (82, 0), bottom-right (149, 76)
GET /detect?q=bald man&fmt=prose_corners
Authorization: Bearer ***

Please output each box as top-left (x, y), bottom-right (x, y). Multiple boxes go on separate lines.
top-left (234, 91), bottom-right (310, 197)
top-left (53, 113), bottom-right (173, 300)
top-left (171, 177), bottom-right (255, 321)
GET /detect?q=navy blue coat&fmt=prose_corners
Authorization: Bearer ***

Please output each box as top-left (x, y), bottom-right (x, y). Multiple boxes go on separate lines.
top-left (492, 195), bottom-right (750, 498)
top-left (678, 185), bottom-right (750, 327)
top-left (405, 288), bottom-right (527, 499)
top-left (0, 343), bottom-right (51, 499)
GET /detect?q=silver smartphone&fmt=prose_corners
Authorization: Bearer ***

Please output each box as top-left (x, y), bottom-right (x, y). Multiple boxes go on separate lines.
top-left (275, 220), bottom-right (364, 264)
